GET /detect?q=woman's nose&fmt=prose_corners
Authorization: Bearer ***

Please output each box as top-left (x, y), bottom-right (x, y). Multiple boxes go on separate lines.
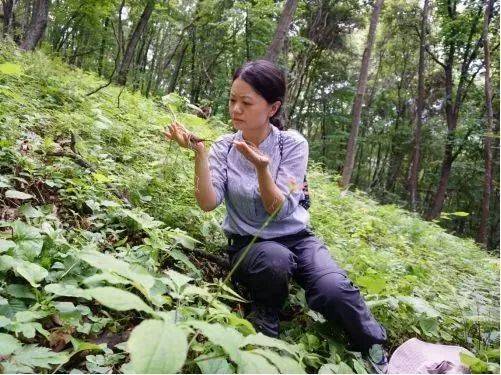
top-left (232, 103), bottom-right (243, 115)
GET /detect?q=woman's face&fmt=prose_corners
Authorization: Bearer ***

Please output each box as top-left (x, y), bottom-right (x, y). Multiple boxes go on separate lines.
top-left (229, 78), bottom-right (280, 131)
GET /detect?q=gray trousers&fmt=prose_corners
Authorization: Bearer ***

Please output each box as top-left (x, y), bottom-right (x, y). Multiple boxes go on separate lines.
top-left (227, 228), bottom-right (387, 351)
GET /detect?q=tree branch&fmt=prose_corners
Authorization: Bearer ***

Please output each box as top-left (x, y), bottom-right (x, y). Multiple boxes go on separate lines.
top-left (425, 45), bottom-right (446, 69)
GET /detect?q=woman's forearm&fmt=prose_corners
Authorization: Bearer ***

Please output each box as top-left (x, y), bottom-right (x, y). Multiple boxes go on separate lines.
top-left (193, 145), bottom-right (218, 212)
top-left (256, 165), bottom-right (284, 215)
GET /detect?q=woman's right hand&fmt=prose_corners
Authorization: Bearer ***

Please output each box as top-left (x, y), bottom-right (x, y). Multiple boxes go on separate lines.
top-left (162, 121), bottom-right (204, 152)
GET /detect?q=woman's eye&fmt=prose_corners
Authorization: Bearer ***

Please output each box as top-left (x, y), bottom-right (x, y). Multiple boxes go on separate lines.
top-left (243, 102), bottom-right (251, 106)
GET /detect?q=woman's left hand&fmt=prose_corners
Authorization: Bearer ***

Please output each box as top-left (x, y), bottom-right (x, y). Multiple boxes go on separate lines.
top-left (233, 140), bottom-right (270, 170)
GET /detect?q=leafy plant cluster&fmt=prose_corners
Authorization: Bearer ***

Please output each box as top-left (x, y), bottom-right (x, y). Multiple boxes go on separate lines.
top-left (0, 44), bottom-right (499, 373)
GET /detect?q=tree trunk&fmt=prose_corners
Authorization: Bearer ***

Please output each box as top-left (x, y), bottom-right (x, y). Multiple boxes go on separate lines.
top-left (116, 0), bottom-right (155, 85)
top-left (478, 0), bottom-right (495, 245)
top-left (408, 0), bottom-right (430, 211)
top-left (426, 2), bottom-right (486, 220)
top-left (97, 17), bottom-right (109, 76)
top-left (20, 0), bottom-right (49, 51)
top-left (264, 0), bottom-right (298, 63)
top-left (2, 0), bottom-right (15, 36)
top-left (167, 43), bottom-right (188, 94)
top-left (340, 0), bottom-right (384, 189)
top-left (245, 5), bottom-right (251, 60)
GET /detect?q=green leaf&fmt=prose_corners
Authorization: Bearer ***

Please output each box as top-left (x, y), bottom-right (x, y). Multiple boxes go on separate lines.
top-left (0, 239), bottom-right (16, 253)
top-left (6, 284), bottom-right (36, 299)
top-left (45, 283), bottom-right (92, 299)
top-left (88, 287), bottom-right (154, 314)
top-left (319, 362), bottom-right (355, 374)
top-left (0, 255), bottom-right (48, 287)
top-left (419, 317), bottom-right (439, 336)
top-left (8, 221), bottom-right (44, 259)
top-left (238, 351), bottom-right (279, 373)
top-left (5, 190), bottom-right (34, 200)
top-left (189, 321), bottom-right (244, 362)
top-left (70, 337), bottom-right (107, 353)
top-left (352, 359), bottom-right (368, 374)
top-left (15, 310), bottom-right (50, 323)
top-left (162, 269), bottom-right (193, 292)
top-left (92, 173), bottom-right (110, 183)
top-left (243, 333), bottom-right (299, 357)
top-left (252, 348), bottom-right (305, 373)
top-left (18, 203), bottom-right (43, 219)
top-left (167, 228), bottom-right (201, 250)
top-left (168, 248), bottom-right (202, 277)
top-left (460, 353), bottom-right (488, 373)
top-left (120, 209), bottom-right (164, 231)
top-left (78, 249), bottom-right (156, 292)
top-left (127, 319), bottom-right (188, 374)
top-left (398, 296), bottom-right (440, 318)
top-left (196, 356), bottom-right (234, 374)
top-left (9, 344), bottom-right (69, 369)
top-left (0, 63), bottom-right (23, 75)
top-left (355, 275), bottom-right (387, 294)
top-left (0, 333), bottom-right (22, 356)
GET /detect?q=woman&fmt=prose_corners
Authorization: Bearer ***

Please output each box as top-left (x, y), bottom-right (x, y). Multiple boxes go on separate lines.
top-left (163, 60), bottom-right (388, 373)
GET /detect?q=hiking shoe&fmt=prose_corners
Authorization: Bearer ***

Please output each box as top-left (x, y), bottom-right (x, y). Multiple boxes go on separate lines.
top-left (365, 344), bottom-right (389, 374)
top-left (247, 304), bottom-right (280, 338)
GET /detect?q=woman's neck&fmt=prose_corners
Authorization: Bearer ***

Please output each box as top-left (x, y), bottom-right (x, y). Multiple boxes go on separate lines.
top-left (241, 123), bottom-right (272, 146)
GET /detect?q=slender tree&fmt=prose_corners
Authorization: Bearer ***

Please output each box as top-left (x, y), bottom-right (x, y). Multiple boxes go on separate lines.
top-left (264, 0), bottom-right (299, 63)
top-left (408, 0), bottom-right (430, 211)
top-left (425, 1), bottom-right (491, 220)
top-left (20, 0), bottom-right (49, 51)
top-left (116, 0), bottom-right (155, 85)
top-left (478, 0), bottom-right (495, 245)
top-left (341, 0), bottom-right (384, 189)
top-left (2, 0), bottom-right (15, 37)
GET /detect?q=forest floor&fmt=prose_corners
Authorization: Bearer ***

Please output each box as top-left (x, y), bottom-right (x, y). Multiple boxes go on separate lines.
top-left (0, 44), bottom-right (499, 374)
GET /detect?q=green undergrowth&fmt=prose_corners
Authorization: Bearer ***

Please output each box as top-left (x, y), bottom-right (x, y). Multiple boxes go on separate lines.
top-left (0, 43), bottom-right (499, 374)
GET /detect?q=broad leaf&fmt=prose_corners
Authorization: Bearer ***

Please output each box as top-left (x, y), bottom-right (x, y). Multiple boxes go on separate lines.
top-left (88, 287), bottom-right (154, 314)
top-left (9, 344), bottom-right (69, 369)
top-left (196, 356), bottom-right (234, 374)
top-left (252, 348), bottom-right (305, 374)
top-left (0, 63), bottom-right (23, 75)
top-left (8, 221), bottom-right (44, 259)
top-left (78, 249), bottom-right (155, 292)
top-left (0, 255), bottom-right (48, 287)
top-left (398, 296), bottom-right (440, 318)
top-left (0, 333), bottom-right (22, 356)
top-left (355, 275), bottom-right (386, 294)
top-left (5, 190), bottom-right (33, 200)
top-left (45, 283), bottom-right (92, 299)
top-left (0, 239), bottom-right (16, 253)
top-left (127, 319), bottom-right (188, 373)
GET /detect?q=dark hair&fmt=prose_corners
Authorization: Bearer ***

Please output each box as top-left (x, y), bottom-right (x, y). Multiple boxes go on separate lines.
top-left (232, 60), bottom-right (286, 130)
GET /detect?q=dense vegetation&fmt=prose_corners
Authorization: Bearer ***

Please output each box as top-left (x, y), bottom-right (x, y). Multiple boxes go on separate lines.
top-left (0, 45), bottom-right (499, 373)
top-left (1, 0), bottom-right (499, 248)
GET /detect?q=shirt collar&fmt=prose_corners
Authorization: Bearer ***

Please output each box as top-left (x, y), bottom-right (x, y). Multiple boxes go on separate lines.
top-left (235, 123), bottom-right (277, 150)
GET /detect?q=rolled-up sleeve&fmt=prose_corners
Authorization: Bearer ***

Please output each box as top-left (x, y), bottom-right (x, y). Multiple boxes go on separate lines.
top-left (275, 137), bottom-right (308, 220)
top-left (208, 136), bottom-right (230, 206)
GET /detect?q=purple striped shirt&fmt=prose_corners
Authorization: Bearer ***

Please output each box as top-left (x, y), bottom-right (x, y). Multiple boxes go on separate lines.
top-left (208, 124), bottom-right (310, 239)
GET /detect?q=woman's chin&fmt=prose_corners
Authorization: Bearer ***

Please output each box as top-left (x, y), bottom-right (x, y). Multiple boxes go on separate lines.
top-left (232, 120), bottom-right (245, 129)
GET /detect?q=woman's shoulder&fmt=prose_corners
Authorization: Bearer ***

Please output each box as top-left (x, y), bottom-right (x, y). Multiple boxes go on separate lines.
top-left (280, 129), bottom-right (308, 148)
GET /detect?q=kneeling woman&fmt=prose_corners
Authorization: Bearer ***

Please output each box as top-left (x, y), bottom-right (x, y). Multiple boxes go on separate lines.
top-left (163, 60), bottom-right (388, 372)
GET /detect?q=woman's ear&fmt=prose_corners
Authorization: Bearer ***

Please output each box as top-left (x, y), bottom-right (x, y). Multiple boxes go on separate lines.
top-left (269, 101), bottom-right (281, 118)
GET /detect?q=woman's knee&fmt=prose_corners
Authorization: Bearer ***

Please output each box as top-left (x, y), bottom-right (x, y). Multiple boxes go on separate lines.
top-left (232, 241), bottom-right (296, 279)
top-left (306, 272), bottom-right (359, 311)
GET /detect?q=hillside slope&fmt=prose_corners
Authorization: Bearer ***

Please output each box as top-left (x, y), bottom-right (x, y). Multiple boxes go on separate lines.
top-left (0, 44), bottom-right (499, 373)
